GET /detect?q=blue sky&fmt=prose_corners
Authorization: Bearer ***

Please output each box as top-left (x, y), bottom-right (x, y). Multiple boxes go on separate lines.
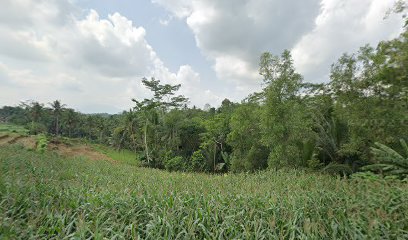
top-left (0, 0), bottom-right (404, 113)
top-left (77, 0), bottom-right (212, 76)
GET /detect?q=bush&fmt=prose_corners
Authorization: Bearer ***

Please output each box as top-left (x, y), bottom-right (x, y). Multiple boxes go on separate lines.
top-left (231, 145), bottom-right (268, 172)
top-left (36, 134), bottom-right (48, 153)
top-left (29, 122), bottom-right (47, 135)
top-left (361, 139), bottom-right (408, 180)
top-left (190, 150), bottom-right (207, 172)
top-left (245, 145), bottom-right (269, 171)
top-left (307, 153), bottom-right (323, 170)
top-left (164, 156), bottom-right (185, 172)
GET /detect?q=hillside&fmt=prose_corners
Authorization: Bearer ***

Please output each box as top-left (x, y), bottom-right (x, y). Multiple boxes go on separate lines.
top-left (1, 143), bottom-right (407, 239)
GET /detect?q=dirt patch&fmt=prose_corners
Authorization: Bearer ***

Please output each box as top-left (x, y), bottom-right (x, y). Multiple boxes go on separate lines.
top-left (0, 135), bottom-right (12, 145)
top-left (0, 133), bottom-right (114, 162)
top-left (0, 134), bottom-right (37, 149)
top-left (8, 135), bottom-right (25, 144)
top-left (0, 134), bottom-right (9, 140)
top-left (48, 143), bottom-right (115, 162)
top-left (17, 137), bottom-right (37, 149)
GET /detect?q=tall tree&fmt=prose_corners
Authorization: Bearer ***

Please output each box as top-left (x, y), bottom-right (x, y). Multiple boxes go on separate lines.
top-left (132, 77), bottom-right (188, 166)
top-left (227, 100), bottom-right (268, 172)
top-left (259, 50), bottom-right (312, 168)
top-left (63, 108), bottom-right (78, 138)
top-left (330, 38), bottom-right (408, 162)
top-left (49, 100), bottom-right (66, 136)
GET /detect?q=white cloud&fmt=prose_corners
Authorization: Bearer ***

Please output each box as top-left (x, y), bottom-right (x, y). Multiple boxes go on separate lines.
top-left (292, 0), bottom-right (404, 82)
top-left (1, 0), bottom-right (404, 112)
top-left (0, 0), bottom-right (213, 113)
top-left (154, 0), bottom-right (321, 92)
top-left (154, 0), bottom-right (404, 89)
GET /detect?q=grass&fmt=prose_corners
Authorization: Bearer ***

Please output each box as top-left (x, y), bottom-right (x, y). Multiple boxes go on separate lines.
top-left (0, 123), bottom-right (29, 135)
top-left (0, 145), bottom-right (407, 239)
top-left (92, 144), bottom-right (140, 166)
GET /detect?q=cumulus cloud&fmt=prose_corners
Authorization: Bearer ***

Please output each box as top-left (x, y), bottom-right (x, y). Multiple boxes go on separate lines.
top-left (0, 0), bottom-right (209, 113)
top-left (1, 0), bottom-right (404, 112)
top-left (153, 0), bottom-right (321, 90)
top-left (292, 0), bottom-right (404, 82)
top-left (154, 0), bottom-right (404, 89)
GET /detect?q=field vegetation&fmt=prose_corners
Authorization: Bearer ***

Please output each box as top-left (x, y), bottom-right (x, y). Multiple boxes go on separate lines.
top-left (1, 145), bottom-right (407, 239)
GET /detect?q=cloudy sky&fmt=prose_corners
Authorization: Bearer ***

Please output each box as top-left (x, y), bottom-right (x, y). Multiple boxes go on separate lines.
top-left (0, 0), bottom-right (404, 113)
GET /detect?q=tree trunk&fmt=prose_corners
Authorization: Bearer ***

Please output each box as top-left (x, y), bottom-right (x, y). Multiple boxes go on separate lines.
top-left (56, 116), bottom-right (59, 136)
top-left (213, 142), bottom-right (217, 173)
top-left (144, 120), bottom-right (151, 163)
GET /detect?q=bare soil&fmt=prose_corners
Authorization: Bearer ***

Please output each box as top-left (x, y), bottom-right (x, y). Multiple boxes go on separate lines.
top-left (48, 142), bottom-right (115, 162)
top-left (0, 134), bottom-right (37, 149)
top-left (0, 133), bottom-right (114, 162)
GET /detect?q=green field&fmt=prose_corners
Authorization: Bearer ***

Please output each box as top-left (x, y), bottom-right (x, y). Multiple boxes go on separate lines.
top-left (1, 145), bottom-right (407, 239)
top-left (92, 144), bottom-right (140, 166)
top-left (0, 123), bottom-right (29, 135)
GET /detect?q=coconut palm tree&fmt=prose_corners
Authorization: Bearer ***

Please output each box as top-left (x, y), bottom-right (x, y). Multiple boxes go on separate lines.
top-left (64, 108), bottom-right (78, 138)
top-left (49, 100), bottom-right (66, 136)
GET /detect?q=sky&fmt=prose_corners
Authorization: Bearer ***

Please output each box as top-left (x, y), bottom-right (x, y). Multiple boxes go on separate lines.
top-left (0, 0), bottom-right (404, 113)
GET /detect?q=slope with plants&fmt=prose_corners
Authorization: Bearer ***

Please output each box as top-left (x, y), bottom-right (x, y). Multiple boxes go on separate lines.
top-left (1, 145), bottom-right (407, 239)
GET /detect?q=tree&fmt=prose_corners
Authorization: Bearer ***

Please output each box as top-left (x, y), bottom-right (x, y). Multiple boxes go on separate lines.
top-left (227, 101), bottom-right (268, 172)
top-left (27, 101), bottom-right (43, 124)
top-left (132, 77), bottom-right (188, 167)
top-left (330, 39), bottom-right (408, 162)
top-left (63, 108), bottom-right (79, 138)
top-left (200, 112), bottom-right (232, 172)
top-left (112, 110), bottom-right (140, 151)
top-left (20, 101), bottom-right (46, 134)
top-left (259, 50), bottom-right (312, 168)
top-left (49, 100), bottom-right (66, 136)
top-left (387, 0), bottom-right (408, 27)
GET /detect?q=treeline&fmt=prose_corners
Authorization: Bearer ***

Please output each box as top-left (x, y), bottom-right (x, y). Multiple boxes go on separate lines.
top-left (0, 101), bottom-right (119, 143)
top-left (1, 27), bottom-right (407, 175)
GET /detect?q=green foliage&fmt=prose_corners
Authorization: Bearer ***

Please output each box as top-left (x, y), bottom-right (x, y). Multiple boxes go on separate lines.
top-left (36, 134), bottom-right (48, 153)
top-left (132, 77), bottom-right (188, 167)
top-left (200, 109), bottom-right (232, 172)
top-left (0, 123), bottom-right (29, 135)
top-left (322, 163), bottom-right (353, 176)
top-left (1, 146), bottom-right (408, 238)
top-left (230, 144), bottom-right (269, 172)
top-left (29, 122), bottom-right (47, 135)
top-left (49, 100), bottom-right (66, 136)
top-left (190, 150), bottom-right (207, 172)
top-left (164, 156), bottom-right (185, 172)
top-left (92, 144), bottom-right (140, 166)
top-left (307, 153), bottom-right (323, 170)
top-left (330, 40), bottom-right (408, 162)
top-left (227, 102), bottom-right (266, 172)
top-left (260, 50), bottom-right (312, 168)
top-left (362, 139), bottom-right (408, 179)
top-left (351, 171), bottom-right (383, 181)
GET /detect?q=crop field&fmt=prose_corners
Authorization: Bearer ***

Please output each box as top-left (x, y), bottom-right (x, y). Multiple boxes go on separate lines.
top-left (0, 123), bottom-right (29, 135)
top-left (1, 145), bottom-right (407, 239)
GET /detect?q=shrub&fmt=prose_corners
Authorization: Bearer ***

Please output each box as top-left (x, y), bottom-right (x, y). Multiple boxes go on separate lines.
top-left (231, 145), bottom-right (268, 172)
top-left (190, 150), bottom-right (206, 172)
top-left (36, 134), bottom-right (48, 153)
top-left (164, 156), bottom-right (185, 172)
top-left (29, 122), bottom-right (47, 135)
top-left (361, 139), bottom-right (408, 180)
